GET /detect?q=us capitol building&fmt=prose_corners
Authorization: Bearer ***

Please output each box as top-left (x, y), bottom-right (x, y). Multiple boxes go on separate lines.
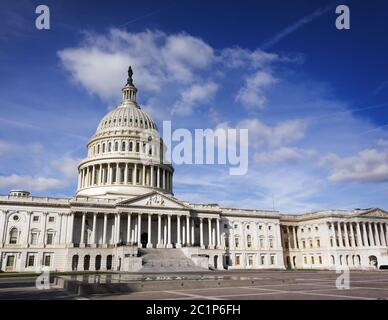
top-left (1, 68), bottom-right (387, 273)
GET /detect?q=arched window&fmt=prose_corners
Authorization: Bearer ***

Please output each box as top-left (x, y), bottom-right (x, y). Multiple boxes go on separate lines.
top-left (84, 255), bottom-right (90, 271)
top-left (9, 228), bottom-right (18, 244)
top-left (108, 142), bottom-right (112, 152)
top-left (72, 255), bottom-right (79, 271)
top-left (102, 143), bottom-right (106, 153)
top-left (97, 144), bottom-right (100, 154)
top-left (331, 255), bottom-right (335, 265)
top-left (122, 141), bottom-right (126, 151)
top-left (129, 141), bottom-right (133, 151)
top-left (115, 142), bottom-right (119, 152)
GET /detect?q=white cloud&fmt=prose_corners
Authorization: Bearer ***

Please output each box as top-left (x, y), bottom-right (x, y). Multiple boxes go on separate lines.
top-left (322, 149), bottom-right (388, 183)
top-left (172, 81), bottom-right (219, 115)
top-left (220, 47), bottom-right (280, 69)
top-left (236, 118), bottom-right (308, 149)
top-left (51, 157), bottom-right (81, 179)
top-left (58, 29), bottom-right (216, 102)
top-left (254, 147), bottom-right (315, 164)
top-left (235, 71), bottom-right (277, 109)
top-left (0, 174), bottom-right (68, 192)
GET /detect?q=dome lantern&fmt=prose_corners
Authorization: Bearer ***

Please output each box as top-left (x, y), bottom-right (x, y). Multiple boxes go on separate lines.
top-left (122, 66), bottom-right (138, 104)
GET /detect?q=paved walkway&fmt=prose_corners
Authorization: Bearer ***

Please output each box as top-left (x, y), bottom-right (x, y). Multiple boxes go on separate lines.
top-left (0, 271), bottom-right (387, 300)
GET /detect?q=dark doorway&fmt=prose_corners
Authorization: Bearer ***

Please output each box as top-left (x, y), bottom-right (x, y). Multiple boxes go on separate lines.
top-left (95, 255), bottom-right (101, 271)
top-left (72, 255), bottom-right (79, 271)
top-left (106, 255), bottom-right (112, 270)
top-left (214, 255), bottom-right (218, 269)
top-left (84, 255), bottom-right (90, 271)
top-left (141, 233), bottom-right (148, 248)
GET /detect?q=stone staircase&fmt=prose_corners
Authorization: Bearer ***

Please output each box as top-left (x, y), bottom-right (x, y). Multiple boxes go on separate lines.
top-left (138, 248), bottom-right (208, 273)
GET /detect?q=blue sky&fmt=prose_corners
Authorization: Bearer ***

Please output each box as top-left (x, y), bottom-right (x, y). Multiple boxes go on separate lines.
top-left (1, 0), bottom-right (388, 213)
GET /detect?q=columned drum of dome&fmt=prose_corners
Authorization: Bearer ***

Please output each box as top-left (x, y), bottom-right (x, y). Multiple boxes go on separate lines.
top-left (76, 67), bottom-right (174, 198)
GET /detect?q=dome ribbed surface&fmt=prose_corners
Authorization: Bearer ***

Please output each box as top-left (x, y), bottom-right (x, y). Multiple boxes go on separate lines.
top-left (96, 103), bottom-right (157, 133)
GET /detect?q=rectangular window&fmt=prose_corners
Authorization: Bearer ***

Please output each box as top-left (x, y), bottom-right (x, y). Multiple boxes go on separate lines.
top-left (270, 255), bottom-right (275, 265)
top-left (319, 256), bottom-right (322, 264)
top-left (317, 239), bottom-right (320, 247)
top-left (309, 240), bottom-right (313, 248)
top-left (44, 255), bottom-right (51, 267)
top-left (6, 255), bottom-right (15, 267)
top-left (234, 237), bottom-right (239, 248)
top-left (235, 255), bottom-right (240, 266)
top-left (48, 217), bottom-right (55, 223)
top-left (27, 255), bottom-right (35, 267)
top-left (260, 255), bottom-right (265, 265)
top-left (311, 256), bottom-right (315, 265)
top-left (259, 239), bottom-right (264, 249)
top-left (302, 241), bottom-right (306, 249)
top-left (33, 216), bottom-right (39, 222)
top-left (225, 237), bottom-right (230, 248)
top-left (47, 233), bottom-right (54, 245)
top-left (304, 256), bottom-right (307, 264)
top-left (269, 239), bottom-right (273, 249)
top-left (248, 255), bottom-right (253, 266)
top-left (31, 233), bottom-right (38, 245)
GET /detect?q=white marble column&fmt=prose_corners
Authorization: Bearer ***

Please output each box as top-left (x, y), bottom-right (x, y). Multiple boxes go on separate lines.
top-left (200, 218), bottom-right (204, 249)
top-left (362, 222), bottom-right (368, 246)
top-left (127, 213), bottom-right (131, 244)
top-left (163, 216), bottom-right (167, 247)
top-left (92, 213), bottom-right (97, 246)
top-left (157, 167), bottom-right (160, 188)
top-left (338, 222), bottom-right (343, 247)
top-left (373, 223), bottom-right (381, 246)
top-left (356, 222), bottom-right (363, 247)
top-left (157, 214), bottom-right (162, 248)
top-left (176, 215), bottom-right (181, 248)
top-left (134, 164), bottom-right (138, 185)
top-left (330, 222), bottom-right (336, 248)
top-left (216, 219), bottom-right (221, 248)
top-left (379, 223), bottom-right (386, 246)
top-left (343, 223), bottom-right (350, 247)
top-left (102, 213), bottom-right (107, 246)
top-left (167, 215), bottom-right (172, 248)
top-left (208, 218), bottom-right (212, 249)
top-left (349, 223), bottom-right (356, 247)
top-left (124, 163), bottom-right (128, 184)
top-left (191, 218), bottom-right (195, 246)
top-left (151, 166), bottom-right (154, 187)
top-left (142, 164), bottom-right (146, 186)
top-left (137, 214), bottom-right (142, 248)
top-left (292, 226), bottom-right (297, 249)
top-left (186, 216), bottom-right (191, 246)
top-left (368, 222), bottom-right (375, 246)
top-left (116, 214), bottom-right (121, 244)
top-left (92, 166), bottom-right (96, 185)
top-left (147, 214), bottom-right (152, 248)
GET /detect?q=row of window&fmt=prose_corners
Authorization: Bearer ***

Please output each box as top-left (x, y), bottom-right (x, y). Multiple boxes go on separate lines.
top-left (100, 116), bottom-right (155, 130)
top-left (12, 215), bottom-right (56, 223)
top-left (303, 255), bottom-right (323, 265)
top-left (8, 228), bottom-right (56, 245)
top-left (26, 253), bottom-right (52, 268)
top-left (90, 140), bottom-right (158, 157)
top-left (233, 224), bottom-right (275, 232)
top-left (227, 235), bottom-right (275, 249)
top-left (232, 254), bottom-right (277, 266)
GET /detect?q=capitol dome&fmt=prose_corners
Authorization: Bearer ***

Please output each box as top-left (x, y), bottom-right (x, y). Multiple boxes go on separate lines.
top-left (76, 67), bottom-right (174, 199)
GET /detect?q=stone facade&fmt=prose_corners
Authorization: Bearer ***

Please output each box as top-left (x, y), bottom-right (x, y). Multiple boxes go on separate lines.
top-left (1, 69), bottom-right (387, 272)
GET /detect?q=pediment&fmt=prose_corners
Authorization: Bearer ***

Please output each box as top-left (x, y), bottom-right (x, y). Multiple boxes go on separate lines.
top-left (357, 208), bottom-right (388, 218)
top-left (117, 191), bottom-right (191, 209)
